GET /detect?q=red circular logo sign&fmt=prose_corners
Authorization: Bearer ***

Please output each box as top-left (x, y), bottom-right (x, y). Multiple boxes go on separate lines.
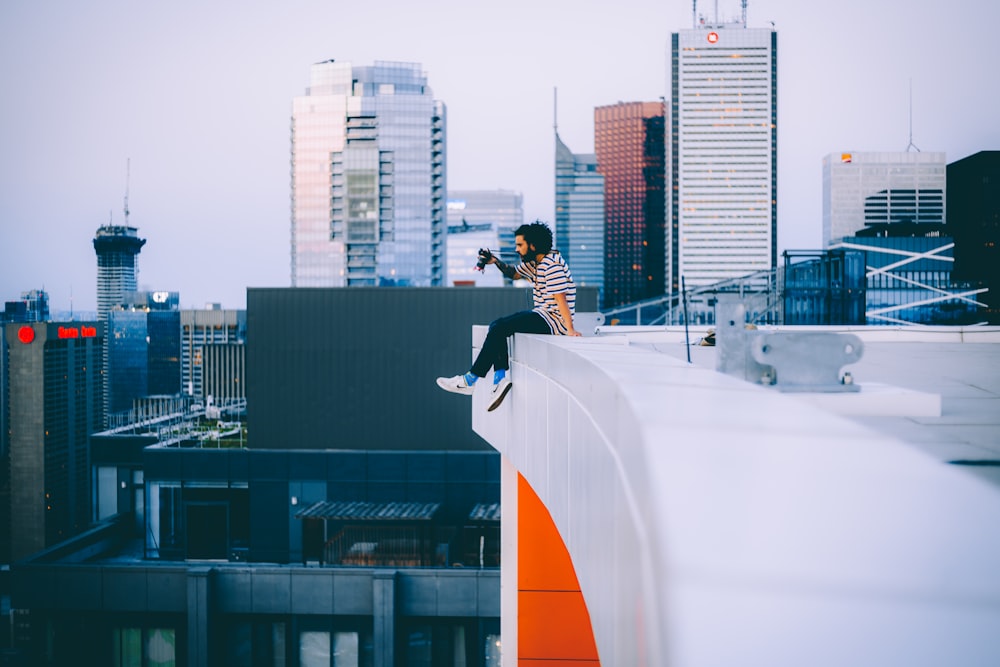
top-left (707, 32), bottom-right (719, 44)
top-left (17, 326), bottom-right (35, 344)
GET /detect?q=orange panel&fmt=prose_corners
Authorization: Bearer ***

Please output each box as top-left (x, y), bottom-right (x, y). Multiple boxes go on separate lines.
top-left (517, 474), bottom-right (579, 591)
top-left (517, 473), bottom-right (600, 663)
top-left (519, 591), bottom-right (599, 661)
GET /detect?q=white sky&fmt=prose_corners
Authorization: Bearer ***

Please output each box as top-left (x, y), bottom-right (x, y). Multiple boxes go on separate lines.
top-left (2, 0), bottom-right (998, 312)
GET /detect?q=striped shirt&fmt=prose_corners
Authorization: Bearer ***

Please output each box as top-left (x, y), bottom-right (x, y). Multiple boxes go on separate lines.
top-left (515, 251), bottom-right (577, 334)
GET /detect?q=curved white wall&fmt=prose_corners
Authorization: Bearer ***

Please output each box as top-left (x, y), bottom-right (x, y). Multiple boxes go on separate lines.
top-left (473, 330), bottom-right (1000, 666)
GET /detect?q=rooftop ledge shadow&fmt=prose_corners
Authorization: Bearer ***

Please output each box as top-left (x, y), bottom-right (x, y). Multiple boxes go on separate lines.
top-left (472, 325), bottom-right (1000, 667)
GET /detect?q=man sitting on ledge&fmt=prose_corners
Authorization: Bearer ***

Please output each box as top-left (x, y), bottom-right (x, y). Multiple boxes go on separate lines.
top-left (436, 221), bottom-right (580, 411)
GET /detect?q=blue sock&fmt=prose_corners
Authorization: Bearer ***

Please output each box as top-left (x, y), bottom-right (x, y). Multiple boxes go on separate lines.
top-left (463, 372), bottom-right (478, 385)
top-left (493, 369), bottom-right (506, 385)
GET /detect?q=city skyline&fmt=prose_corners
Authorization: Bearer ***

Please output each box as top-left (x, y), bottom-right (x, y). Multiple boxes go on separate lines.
top-left (2, 0), bottom-right (998, 312)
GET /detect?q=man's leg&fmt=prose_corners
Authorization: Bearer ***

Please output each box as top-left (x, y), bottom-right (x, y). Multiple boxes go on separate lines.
top-left (470, 311), bottom-right (549, 378)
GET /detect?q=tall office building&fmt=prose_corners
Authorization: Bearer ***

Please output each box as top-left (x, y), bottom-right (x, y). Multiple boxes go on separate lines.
top-left (948, 150), bottom-right (1000, 323)
top-left (823, 151), bottom-right (947, 246)
top-left (291, 60), bottom-right (447, 287)
top-left (555, 133), bottom-right (606, 306)
top-left (4, 321), bottom-right (103, 561)
top-left (93, 225), bottom-right (146, 323)
top-left (595, 102), bottom-right (664, 308)
top-left (106, 291), bottom-right (181, 416)
top-left (181, 308), bottom-right (246, 403)
top-left (667, 10), bottom-right (777, 291)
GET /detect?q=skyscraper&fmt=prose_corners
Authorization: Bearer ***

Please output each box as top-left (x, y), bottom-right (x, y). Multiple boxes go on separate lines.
top-left (291, 60), bottom-right (447, 287)
top-left (667, 11), bottom-right (777, 292)
top-left (595, 102), bottom-right (665, 308)
top-left (106, 291), bottom-right (181, 417)
top-left (4, 321), bottom-right (103, 561)
top-left (555, 133), bottom-right (606, 306)
top-left (823, 151), bottom-right (946, 246)
top-left (93, 225), bottom-right (146, 323)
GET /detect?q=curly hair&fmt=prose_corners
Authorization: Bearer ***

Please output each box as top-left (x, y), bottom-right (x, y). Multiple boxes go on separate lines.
top-left (515, 221), bottom-right (553, 255)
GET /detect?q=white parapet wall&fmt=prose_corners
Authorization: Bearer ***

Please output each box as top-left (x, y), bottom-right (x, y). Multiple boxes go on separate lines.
top-left (473, 327), bottom-right (1000, 666)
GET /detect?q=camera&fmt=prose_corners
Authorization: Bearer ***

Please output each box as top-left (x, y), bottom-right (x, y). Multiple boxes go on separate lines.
top-left (475, 248), bottom-right (493, 271)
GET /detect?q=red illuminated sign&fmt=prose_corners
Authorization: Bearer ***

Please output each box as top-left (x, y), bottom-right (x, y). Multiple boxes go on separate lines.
top-left (57, 326), bottom-right (97, 339)
top-left (707, 31), bottom-right (719, 44)
top-left (18, 326), bottom-right (35, 344)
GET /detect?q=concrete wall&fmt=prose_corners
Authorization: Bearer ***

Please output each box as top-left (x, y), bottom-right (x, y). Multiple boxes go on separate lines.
top-left (474, 329), bottom-right (1000, 666)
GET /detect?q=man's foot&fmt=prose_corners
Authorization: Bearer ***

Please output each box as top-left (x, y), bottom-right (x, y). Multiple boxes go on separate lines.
top-left (487, 377), bottom-right (512, 411)
top-left (436, 374), bottom-right (475, 396)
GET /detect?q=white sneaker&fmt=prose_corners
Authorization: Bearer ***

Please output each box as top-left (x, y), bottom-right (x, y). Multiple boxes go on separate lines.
top-left (487, 377), bottom-right (512, 412)
top-left (436, 374), bottom-right (475, 396)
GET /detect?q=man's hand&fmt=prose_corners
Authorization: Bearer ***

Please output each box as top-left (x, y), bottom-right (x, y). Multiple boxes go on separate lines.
top-left (553, 293), bottom-right (581, 337)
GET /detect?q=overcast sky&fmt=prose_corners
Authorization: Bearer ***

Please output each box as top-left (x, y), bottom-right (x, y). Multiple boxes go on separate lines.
top-left (2, 0), bottom-right (998, 313)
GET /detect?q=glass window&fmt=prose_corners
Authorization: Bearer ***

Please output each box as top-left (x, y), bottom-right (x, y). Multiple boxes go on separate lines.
top-left (332, 632), bottom-right (359, 667)
top-left (146, 628), bottom-right (176, 667)
top-left (113, 627), bottom-right (142, 667)
top-left (300, 631), bottom-right (330, 667)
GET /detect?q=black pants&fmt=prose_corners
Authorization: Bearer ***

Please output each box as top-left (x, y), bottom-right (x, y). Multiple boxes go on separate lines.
top-left (470, 310), bottom-right (550, 377)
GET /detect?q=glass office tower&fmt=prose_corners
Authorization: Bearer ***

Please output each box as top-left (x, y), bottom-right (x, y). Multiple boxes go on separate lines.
top-left (668, 17), bottom-right (777, 290)
top-left (291, 60), bottom-right (447, 287)
top-left (555, 133), bottom-right (606, 307)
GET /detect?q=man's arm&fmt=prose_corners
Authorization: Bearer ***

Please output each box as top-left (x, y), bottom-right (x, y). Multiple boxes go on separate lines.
top-left (491, 256), bottom-right (520, 281)
top-left (553, 292), bottom-right (581, 336)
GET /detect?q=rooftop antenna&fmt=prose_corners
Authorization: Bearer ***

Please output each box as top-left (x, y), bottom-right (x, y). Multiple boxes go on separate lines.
top-left (692, 0), bottom-right (697, 28)
top-left (906, 79), bottom-right (920, 152)
top-left (553, 86), bottom-right (558, 135)
top-left (123, 158), bottom-right (131, 225)
top-left (742, 0), bottom-right (748, 26)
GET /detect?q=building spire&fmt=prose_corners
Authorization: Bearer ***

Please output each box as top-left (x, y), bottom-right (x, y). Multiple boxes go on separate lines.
top-left (906, 80), bottom-right (920, 153)
top-left (123, 158), bottom-right (131, 226)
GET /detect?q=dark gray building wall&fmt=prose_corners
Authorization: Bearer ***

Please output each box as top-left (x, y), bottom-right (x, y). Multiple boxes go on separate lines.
top-left (948, 151), bottom-right (1000, 323)
top-left (247, 287), bottom-right (597, 451)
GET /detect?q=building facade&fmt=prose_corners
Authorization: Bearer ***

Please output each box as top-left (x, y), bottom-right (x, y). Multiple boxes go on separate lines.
top-left (180, 308), bottom-right (246, 403)
top-left (556, 133), bottom-right (606, 307)
top-left (446, 190), bottom-right (524, 287)
top-left (291, 60), bottom-right (447, 287)
top-left (4, 321), bottom-right (103, 561)
top-left (93, 225), bottom-right (146, 324)
top-left (2, 289), bottom-right (50, 324)
top-left (447, 190), bottom-right (524, 257)
top-left (667, 22), bottom-right (777, 291)
top-left (947, 150), bottom-right (1000, 323)
top-left (106, 291), bottom-right (181, 417)
top-left (446, 220), bottom-right (503, 287)
top-left (822, 151), bottom-right (947, 246)
top-left (595, 102), bottom-right (664, 308)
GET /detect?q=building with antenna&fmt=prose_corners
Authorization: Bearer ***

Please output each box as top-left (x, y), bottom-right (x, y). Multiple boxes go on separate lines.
top-left (555, 132), bottom-right (605, 306)
top-left (667, 1), bottom-right (777, 291)
top-left (822, 151), bottom-right (947, 246)
top-left (93, 225), bottom-right (146, 323)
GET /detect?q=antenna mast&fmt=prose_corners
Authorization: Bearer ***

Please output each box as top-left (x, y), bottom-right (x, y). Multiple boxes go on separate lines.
top-left (124, 158), bottom-right (131, 225)
top-left (742, 0), bottom-right (748, 26)
top-left (906, 80), bottom-right (920, 152)
top-left (692, 0), bottom-right (697, 28)
top-left (553, 87), bottom-right (558, 135)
